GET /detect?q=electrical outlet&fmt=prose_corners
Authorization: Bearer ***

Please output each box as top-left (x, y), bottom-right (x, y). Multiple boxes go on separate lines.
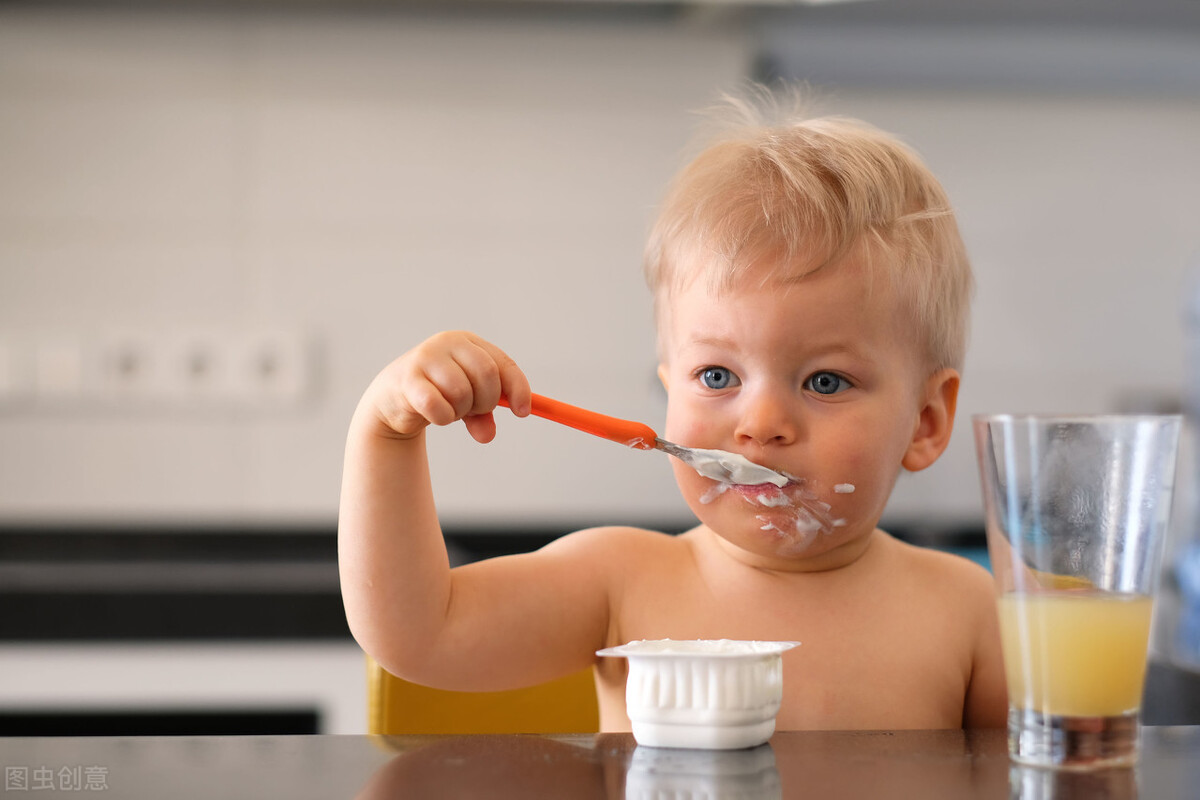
top-left (1, 328), bottom-right (316, 413)
top-left (233, 330), bottom-right (312, 404)
top-left (95, 332), bottom-right (170, 404)
top-left (169, 331), bottom-right (239, 404)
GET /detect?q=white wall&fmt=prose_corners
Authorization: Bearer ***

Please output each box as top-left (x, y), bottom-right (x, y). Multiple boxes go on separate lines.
top-left (2, 7), bottom-right (1197, 532)
top-left (0, 6), bottom-right (748, 529)
top-left (808, 90), bottom-right (1200, 526)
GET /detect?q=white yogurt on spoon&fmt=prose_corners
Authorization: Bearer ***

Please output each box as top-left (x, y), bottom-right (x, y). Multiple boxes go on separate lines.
top-left (679, 447), bottom-right (789, 487)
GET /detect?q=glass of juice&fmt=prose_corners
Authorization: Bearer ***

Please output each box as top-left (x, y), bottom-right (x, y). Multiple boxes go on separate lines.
top-left (973, 414), bottom-right (1181, 769)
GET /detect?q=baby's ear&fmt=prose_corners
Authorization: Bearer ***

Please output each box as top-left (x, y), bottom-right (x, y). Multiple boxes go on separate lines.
top-left (901, 368), bottom-right (960, 472)
top-left (657, 364), bottom-right (670, 392)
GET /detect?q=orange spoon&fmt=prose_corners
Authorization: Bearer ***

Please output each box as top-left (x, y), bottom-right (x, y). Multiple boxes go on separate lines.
top-left (499, 393), bottom-right (788, 487)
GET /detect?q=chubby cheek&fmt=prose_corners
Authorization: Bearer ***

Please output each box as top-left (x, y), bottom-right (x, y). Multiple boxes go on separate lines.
top-left (670, 460), bottom-right (712, 509)
top-left (800, 471), bottom-right (904, 557)
top-left (662, 398), bottom-right (711, 449)
top-left (805, 449), bottom-right (893, 528)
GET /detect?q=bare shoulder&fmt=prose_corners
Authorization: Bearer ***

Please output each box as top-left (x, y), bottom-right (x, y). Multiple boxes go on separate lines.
top-left (535, 524), bottom-right (685, 565)
top-left (882, 534), bottom-right (994, 606)
top-left (878, 533), bottom-right (1008, 727)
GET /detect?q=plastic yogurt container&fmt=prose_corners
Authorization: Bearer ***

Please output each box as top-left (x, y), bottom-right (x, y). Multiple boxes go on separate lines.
top-left (596, 639), bottom-right (800, 750)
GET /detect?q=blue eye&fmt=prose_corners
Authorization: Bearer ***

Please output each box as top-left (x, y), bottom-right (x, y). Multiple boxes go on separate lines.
top-left (699, 367), bottom-right (736, 390)
top-left (806, 371), bottom-right (851, 395)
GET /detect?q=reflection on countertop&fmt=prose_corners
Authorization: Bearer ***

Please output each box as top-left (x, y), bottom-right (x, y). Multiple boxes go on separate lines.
top-left (355, 728), bottom-right (1198, 800)
top-left (6, 729), bottom-right (1200, 799)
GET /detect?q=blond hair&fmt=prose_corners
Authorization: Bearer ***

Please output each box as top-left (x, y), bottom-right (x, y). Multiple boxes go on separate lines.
top-left (644, 88), bottom-right (973, 372)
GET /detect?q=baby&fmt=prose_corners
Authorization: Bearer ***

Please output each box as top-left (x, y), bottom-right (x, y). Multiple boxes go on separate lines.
top-left (338, 92), bottom-right (1008, 731)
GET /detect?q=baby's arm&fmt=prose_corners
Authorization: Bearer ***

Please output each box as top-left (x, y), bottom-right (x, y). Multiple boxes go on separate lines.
top-left (962, 569), bottom-right (1009, 728)
top-left (338, 331), bottom-right (612, 690)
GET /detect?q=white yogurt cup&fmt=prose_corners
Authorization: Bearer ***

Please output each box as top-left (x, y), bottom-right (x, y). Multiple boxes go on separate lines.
top-left (596, 639), bottom-right (800, 750)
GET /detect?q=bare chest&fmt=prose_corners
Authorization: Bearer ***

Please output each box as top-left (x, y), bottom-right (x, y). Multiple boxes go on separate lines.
top-left (597, 558), bottom-right (970, 731)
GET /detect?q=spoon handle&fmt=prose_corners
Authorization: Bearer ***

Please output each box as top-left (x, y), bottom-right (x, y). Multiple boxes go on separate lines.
top-left (499, 393), bottom-right (658, 450)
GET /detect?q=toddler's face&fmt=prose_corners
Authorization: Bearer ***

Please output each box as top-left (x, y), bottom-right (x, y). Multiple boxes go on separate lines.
top-left (658, 257), bottom-right (938, 571)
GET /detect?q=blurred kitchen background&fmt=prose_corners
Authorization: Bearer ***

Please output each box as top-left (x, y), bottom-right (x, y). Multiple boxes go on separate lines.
top-left (2, 0), bottom-right (1199, 734)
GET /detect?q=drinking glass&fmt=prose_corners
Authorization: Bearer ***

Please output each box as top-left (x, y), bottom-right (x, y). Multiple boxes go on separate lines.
top-left (973, 414), bottom-right (1181, 769)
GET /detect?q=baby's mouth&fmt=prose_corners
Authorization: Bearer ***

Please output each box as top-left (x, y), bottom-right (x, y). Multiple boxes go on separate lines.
top-left (734, 482), bottom-right (791, 506)
top-left (693, 467), bottom-right (856, 535)
top-left (730, 479), bottom-right (849, 536)
top-left (699, 473), bottom-right (793, 505)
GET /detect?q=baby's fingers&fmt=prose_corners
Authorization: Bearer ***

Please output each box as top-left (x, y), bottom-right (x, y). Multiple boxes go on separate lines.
top-left (488, 344), bottom-right (531, 419)
top-left (462, 411), bottom-right (498, 444)
top-left (424, 337), bottom-right (499, 415)
top-left (444, 333), bottom-right (531, 420)
top-left (411, 331), bottom-right (529, 430)
top-left (403, 367), bottom-right (473, 428)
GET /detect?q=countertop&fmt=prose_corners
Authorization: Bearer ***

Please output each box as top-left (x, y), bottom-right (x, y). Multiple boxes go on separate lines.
top-left (4, 728), bottom-right (1199, 799)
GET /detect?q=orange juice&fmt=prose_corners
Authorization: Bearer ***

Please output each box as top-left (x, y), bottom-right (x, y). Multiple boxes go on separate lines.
top-left (997, 592), bottom-right (1153, 717)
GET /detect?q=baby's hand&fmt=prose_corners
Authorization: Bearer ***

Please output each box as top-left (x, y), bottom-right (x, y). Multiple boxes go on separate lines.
top-left (363, 331), bottom-right (531, 443)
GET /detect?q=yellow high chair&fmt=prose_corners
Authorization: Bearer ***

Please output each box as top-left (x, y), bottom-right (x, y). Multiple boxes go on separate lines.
top-left (365, 656), bottom-right (599, 735)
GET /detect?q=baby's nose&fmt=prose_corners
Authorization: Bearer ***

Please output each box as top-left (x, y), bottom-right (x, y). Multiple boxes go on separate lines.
top-left (734, 390), bottom-right (798, 446)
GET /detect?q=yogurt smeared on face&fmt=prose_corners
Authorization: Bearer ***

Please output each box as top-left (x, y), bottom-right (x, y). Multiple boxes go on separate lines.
top-left (699, 482), bottom-right (732, 505)
top-left (698, 473), bottom-right (852, 545)
top-left (752, 489), bottom-right (791, 508)
top-left (757, 506), bottom-right (848, 551)
top-left (681, 446), bottom-right (851, 544)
